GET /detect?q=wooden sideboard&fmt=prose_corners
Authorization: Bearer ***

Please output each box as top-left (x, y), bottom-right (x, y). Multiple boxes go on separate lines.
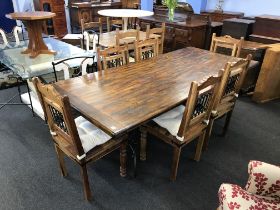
top-left (253, 44), bottom-right (280, 103)
top-left (201, 10), bottom-right (244, 22)
top-left (69, 1), bottom-right (122, 32)
top-left (249, 15), bottom-right (280, 44)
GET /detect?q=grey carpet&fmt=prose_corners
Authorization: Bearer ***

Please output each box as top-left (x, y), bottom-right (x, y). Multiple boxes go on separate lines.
top-left (0, 87), bottom-right (279, 210)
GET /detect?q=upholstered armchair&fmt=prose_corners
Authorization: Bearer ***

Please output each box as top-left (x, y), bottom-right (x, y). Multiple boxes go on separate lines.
top-left (218, 160), bottom-right (280, 210)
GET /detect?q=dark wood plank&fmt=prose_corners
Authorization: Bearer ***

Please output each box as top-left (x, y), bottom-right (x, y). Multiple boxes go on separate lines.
top-left (54, 47), bottom-right (240, 136)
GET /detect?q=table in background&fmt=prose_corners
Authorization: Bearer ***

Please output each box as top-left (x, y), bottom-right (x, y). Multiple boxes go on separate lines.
top-left (6, 12), bottom-right (56, 58)
top-left (98, 9), bottom-right (154, 31)
top-left (54, 47), bottom-right (239, 136)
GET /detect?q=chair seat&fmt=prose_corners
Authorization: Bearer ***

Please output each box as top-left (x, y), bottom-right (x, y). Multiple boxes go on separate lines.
top-left (21, 91), bottom-right (45, 120)
top-left (218, 183), bottom-right (280, 210)
top-left (75, 116), bottom-right (111, 153)
top-left (153, 105), bottom-right (185, 141)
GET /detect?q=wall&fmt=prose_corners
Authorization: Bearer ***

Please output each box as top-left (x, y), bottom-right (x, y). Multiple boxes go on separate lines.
top-left (0, 1), bottom-right (16, 32)
top-left (141, 0), bottom-right (153, 11)
top-left (206, 0), bottom-right (280, 17)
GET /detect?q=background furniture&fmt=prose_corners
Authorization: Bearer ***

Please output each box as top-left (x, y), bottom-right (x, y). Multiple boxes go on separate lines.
top-left (222, 18), bottom-right (255, 40)
top-left (253, 43), bottom-right (280, 103)
top-left (69, 1), bottom-right (122, 32)
top-left (249, 15), bottom-right (280, 44)
top-left (201, 10), bottom-right (244, 22)
top-left (36, 0), bottom-right (68, 38)
top-left (54, 47), bottom-right (240, 136)
top-left (218, 160), bottom-right (280, 210)
top-left (6, 12), bottom-right (56, 58)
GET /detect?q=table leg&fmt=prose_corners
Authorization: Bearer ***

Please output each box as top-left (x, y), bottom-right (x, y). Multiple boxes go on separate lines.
top-left (123, 17), bottom-right (128, 31)
top-left (22, 20), bottom-right (56, 58)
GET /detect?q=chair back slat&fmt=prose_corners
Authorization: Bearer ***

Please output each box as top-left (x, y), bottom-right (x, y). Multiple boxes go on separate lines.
top-left (115, 28), bottom-right (140, 46)
top-left (81, 18), bottom-right (103, 33)
top-left (32, 77), bottom-right (85, 157)
top-left (134, 38), bottom-right (159, 62)
top-left (97, 45), bottom-right (129, 71)
top-left (210, 33), bottom-right (244, 57)
top-left (213, 54), bottom-right (252, 113)
top-left (146, 23), bottom-right (165, 54)
top-left (177, 75), bottom-right (221, 138)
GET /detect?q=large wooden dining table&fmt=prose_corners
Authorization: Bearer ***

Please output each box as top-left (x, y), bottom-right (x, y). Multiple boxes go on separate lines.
top-left (54, 47), bottom-right (239, 136)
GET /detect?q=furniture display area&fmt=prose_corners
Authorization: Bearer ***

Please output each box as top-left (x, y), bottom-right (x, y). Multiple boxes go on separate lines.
top-left (6, 12), bottom-right (56, 58)
top-left (98, 9), bottom-right (153, 31)
top-left (201, 10), bottom-right (244, 22)
top-left (218, 160), bottom-right (280, 209)
top-left (249, 15), bottom-right (280, 44)
top-left (253, 43), bottom-right (280, 103)
top-left (69, 1), bottom-right (122, 32)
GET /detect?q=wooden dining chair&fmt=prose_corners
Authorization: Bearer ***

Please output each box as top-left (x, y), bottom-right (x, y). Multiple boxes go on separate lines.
top-left (106, 17), bottom-right (123, 32)
top-left (210, 33), bottom-right (244, 57)
top-left (81, 18), bottom-right (103, 34)
top-left (140, 75), bottom-right (222, 181)
top-left (0, 26), bottom-right (23, 48)
top-left (146, 23), bottom-right (165, 54)
top-left (82, 30), bottom-right (99, 53)
top-left (97, 45), bottom-right (129, 71)
top-left (203, 54), bottom-right (252, 149)
top-left (115, 27), bottom-right (140, 47)
top-left (134, 38), bottom-right (159, 62)
top-left (32, 77), bottom-right (127, 201)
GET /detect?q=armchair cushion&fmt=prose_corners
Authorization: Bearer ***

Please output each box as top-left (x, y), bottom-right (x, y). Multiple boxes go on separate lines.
top-left (218, 183), bottom-right (280, 210)
top-left (245, 160), bottom-right (280, 199)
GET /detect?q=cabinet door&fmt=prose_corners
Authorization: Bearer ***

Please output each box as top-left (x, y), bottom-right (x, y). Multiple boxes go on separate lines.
top-left (173, 28), bottom-right (191, 50)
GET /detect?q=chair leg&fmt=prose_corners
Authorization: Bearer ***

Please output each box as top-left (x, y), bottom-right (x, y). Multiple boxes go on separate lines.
top-left (203, 119), bottom-right (214, 150)
top-left (120, 141), bottom-right (127, 177)
top-left (170, 146), bottom-right (181, 181)
top-left (54, 145), bottom-right (67, 177)
top-left (80, 165), bottom-right (92, 201)
top-left (194, 131), bottom-right (206, 162)
top-left (140, 127), bottom-right (147, 161)
top-left (222, 110), bottom-right (233, 136)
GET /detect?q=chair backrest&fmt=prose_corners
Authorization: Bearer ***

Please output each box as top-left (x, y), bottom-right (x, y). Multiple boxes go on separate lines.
top-left (212, 54), bottom-right (252, 113)
top-left (177, 75), bottom-right (221, 138)
top-left (146, 22), bottom-right (165, 54)
top-left (0, 26), bottom-right (23, 48)
top-left (106, 17), bottom-right (123, 32)
top-left (115, 28), bottom-right (140, 46)
top-left (81, 18), bottom-right (103, 34)
top-left (210, 33), bottom-right (244, 57)
top-left (134, 38), bottom-right (159, 62)
top-left (82, 30), bottom-right (99, 52)
top-left (32, 77), bottom-right (85, 158)
top-left (97, 45), bottom-right (129, 71)
top-left (52, 56), bottom-right (94, 82)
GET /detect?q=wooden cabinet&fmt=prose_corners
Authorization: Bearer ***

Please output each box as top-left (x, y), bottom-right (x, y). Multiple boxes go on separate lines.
top-left (222, 18), bottom-right (255, 39)
top-left (139, 16), bottom-right (207, 52)
top-left (38, 0), bottom-right (67, 38)
top-left (253, 44), bottom-right (280, 103)
top-left (249, 15), bottom-right (280, 44)
top-left (201, 10), bottom-right (244, 22)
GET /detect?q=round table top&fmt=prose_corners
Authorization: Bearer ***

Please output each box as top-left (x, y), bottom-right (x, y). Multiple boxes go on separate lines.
top-left (6, 12), bottom-right (56, 21)
top-left (98, 9), bottom-right (154, 18)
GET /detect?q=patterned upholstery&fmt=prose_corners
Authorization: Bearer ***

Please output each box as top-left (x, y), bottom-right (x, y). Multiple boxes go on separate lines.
top-left (75, 116), bottom-right (111, 153)
top-left (153, 105), bottom-right (185, 141)
top-left (218, 161), bottom-right (280, 210)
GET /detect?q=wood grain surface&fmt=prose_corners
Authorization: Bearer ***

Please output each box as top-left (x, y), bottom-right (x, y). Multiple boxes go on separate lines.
top-left (54, 47), bottom-right (240, 136)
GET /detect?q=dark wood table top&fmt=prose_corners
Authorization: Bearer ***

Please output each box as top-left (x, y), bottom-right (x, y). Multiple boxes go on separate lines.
top-left (54, 47), bottom-right (239, 136)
